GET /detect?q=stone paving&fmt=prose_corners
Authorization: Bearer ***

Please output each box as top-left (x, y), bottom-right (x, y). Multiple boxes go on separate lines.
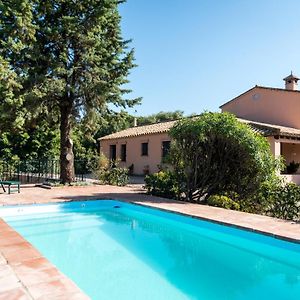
top-left (1, 184), bottom-right (300, 299)
top-left (0, 218), bottom-right (88, 300)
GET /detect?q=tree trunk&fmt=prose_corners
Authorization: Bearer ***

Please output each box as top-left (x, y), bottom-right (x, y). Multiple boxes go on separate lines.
top-left (60, 102), bottom-right (75, 184)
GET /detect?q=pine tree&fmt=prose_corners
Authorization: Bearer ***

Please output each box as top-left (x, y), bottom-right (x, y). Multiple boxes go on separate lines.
top-left (0, 0), bottom-right (139, 183)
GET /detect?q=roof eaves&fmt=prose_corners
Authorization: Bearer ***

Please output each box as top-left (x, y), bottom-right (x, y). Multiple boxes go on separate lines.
top-left (98, 120), bottom-right (176, 141)
top-left (99, 128), bottom-right (170, 141)
top-left (278, 131), bottom-right (300, 139)
top-left (246, 120), bottom-right (300, 138)
top-left (247, 123), bottom-right (279, 137)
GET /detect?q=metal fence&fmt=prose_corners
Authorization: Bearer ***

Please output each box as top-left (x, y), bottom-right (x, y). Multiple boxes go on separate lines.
top-left (0, 159), bottom-right (90, 184)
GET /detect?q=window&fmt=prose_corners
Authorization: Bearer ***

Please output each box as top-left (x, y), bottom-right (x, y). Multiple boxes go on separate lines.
top-left (109, 145), bottom-right (116, 161)
top-left (162, 141), bottom-right (171, 158)
top-left (141, 142), bottom-right (148, 156)
top-left (120, 144), bottom-right (126, 162)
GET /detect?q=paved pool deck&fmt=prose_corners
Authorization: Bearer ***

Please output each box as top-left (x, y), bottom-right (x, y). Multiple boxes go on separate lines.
top-left (1, 184), bottom-right (300, 299)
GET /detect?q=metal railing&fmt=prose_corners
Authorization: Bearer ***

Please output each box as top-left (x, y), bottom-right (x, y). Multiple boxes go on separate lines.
top-left (0, 159), bottom-right (90, 184)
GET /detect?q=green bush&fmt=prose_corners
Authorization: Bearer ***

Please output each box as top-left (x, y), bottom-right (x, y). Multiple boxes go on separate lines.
top-left (144, 170), bottom-right (183, 200)
top-left (247, 176), bottom-right (300, 221)
top-left (207, 195), bottom-right (240, 210)
top-left (169, 112), bottom-right (277, 202)
top-left (266, 182), bottom-right (300, 221)
top-left (98, 167), bottom-right (129, 186)
top-left (93, 153), bottom-right (129, 186)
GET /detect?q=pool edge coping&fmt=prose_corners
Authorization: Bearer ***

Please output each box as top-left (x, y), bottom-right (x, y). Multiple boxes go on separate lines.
top-left (125, 200), bottom-right (300, 245)
top-left (0, 219), bottom-right (90, 299)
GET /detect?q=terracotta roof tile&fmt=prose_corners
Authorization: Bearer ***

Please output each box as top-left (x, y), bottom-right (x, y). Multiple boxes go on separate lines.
top-left (238, 118), bottom-right (300, 138)
top-left (99, 120), bottom-right (176, 140)
top-left (99, 116), bottom-right (300, 141)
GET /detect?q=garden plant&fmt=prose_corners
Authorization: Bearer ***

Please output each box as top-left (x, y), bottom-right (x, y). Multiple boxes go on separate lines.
top-left (145, 112), bottom-right (300, 221)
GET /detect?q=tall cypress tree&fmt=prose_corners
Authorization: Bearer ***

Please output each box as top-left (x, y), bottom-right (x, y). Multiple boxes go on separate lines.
top-left (0, 0), bottom-right (139, 183)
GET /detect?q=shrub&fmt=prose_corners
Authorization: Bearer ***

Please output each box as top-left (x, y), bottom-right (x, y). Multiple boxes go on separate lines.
top-left (207, 195), bottom-right (240, 210)
top-left (97, 152), bottom-right (110, 170)
top-left (93, 153), bottom-right (129, 186)
top-left (265, 182), bottom-right (300, 221)
top-left (246, 175), bottom-right (300, 221)
top-left (169, 112), bottom-right (277, 202)
top-left (144, 170), bottom-right (183, 200)
top-left (98, 166), bottom-right (129, 186)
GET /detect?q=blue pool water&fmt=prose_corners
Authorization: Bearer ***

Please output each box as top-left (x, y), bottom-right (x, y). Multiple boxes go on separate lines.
top-left (1, 200), bottom-right (300, 300)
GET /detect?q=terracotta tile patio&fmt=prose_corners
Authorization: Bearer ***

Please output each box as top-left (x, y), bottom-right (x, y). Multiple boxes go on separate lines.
top-left (0, 183), bottom-right (300, 299)
top-left (0, 213), bottom-right (88, 300)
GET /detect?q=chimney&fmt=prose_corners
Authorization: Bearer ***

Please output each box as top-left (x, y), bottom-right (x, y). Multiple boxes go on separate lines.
top-left (283, 72), bottom-right (299, 91)
top-left (133, 117), bottom-right (137, 127)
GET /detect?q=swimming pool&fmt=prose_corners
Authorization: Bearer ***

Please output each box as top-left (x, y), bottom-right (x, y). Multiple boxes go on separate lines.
top-left (1, 200), bottom-right (300, 300)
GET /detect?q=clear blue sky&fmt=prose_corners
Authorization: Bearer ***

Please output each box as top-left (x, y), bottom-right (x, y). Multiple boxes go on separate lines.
top-left (119, 0), bottom-right (300, 116)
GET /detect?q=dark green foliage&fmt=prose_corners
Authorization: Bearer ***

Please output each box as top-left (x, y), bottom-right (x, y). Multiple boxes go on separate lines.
top-left (268, 183), bottom-right (300, 221)
top-left (0, 120), bottom-right (60, 161)
top-left (286, 161), bottom-right (300, 174)
top-left (0, 46), bottom-right (60, 160)
top-left (0, 0), bottom-right (61, 160)
top-left (93, 153), bottom-right (128, 186)
top-left (0, 0), bottom-right (140, 183)
top-left (96, 160), bottom-right (129, 186)
top-left (95, 111), bottom-right (135, 140)
top-left (253, 179), bottom-right (300, 221)
top-left (169, 112), bottom-right (277, 202)
top-left (144, 170), bottom-right (183, 200)
top-left (98, 166), bottom-right (129, 186)
top-left (207, 195), bottom-right (240, 210)
top-left (137, 111), bottom-right (184, 126)
top-left (233, 176), bottom-right (300, 221)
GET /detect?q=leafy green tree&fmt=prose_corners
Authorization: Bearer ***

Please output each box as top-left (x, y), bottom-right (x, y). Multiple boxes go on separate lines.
top-left (0, 54), bottom-right (60, 160)
top-left (95, 110), bottom-right (134, 139)
top-left (169, 112), bottom-right (277, 202)
top-left (0, 0), bottom-right (139, 183)
top-left (137, 110), bottom-right (184, 126)
top-left (0, 119), bottom-right (60, 161)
